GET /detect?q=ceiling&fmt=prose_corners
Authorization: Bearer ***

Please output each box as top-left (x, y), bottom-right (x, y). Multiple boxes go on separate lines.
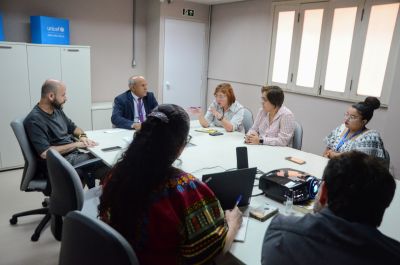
top-left (184, 0), bottom-right (248, 5)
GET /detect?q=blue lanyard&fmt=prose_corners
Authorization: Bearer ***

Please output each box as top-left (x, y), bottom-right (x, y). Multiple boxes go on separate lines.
top-left (335, 129), bottom-right (363, 151)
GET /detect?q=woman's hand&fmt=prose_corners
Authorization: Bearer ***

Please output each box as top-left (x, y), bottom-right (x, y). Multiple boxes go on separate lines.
top-left (225, 206), bottom-right (243, 233)
top-left (210, 107), bottom-right (223, 120)
top-left (187, 107), bottom-right (203, 117)
top-left (324, 149), bottom-right (341, 159)
top-left (245, 133), bottom-right (260, 145)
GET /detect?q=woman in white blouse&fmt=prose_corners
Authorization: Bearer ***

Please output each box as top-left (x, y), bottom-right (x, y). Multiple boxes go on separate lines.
top-left (189, 83), bottom-right (244, 132)
top-left (245, 86), bottom-right (295, 146)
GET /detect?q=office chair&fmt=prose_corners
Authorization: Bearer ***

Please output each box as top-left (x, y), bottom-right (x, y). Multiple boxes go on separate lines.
top-left (242, 108), bottom-right (254, 134)
top-left (382, 148), bottom-right (390, 170)
top-left (47, 148), bottom-right (104, 241)
top-left (9, 117), bottom-right (103, 241)
top-left (59, 211), bottom-right (140, 265)
top-left (9, 117), bottom-right (51, 242)
top-left (292, 121), bottom-right (303, 150)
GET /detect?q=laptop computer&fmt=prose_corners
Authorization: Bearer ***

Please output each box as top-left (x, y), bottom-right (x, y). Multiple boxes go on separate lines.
top-left (202, 167), bottom-right (257, 210)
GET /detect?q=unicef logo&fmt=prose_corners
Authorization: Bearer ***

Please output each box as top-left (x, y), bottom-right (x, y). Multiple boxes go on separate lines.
top-left (60, 27), bottom-right (65, 33)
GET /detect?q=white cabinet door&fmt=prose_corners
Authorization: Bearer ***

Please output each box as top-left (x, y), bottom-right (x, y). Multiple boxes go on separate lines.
top-left (0, 43), bottom-right (31, 168)
top-left (27, 45), bottom-right (62, 107)
top-left (61, 47), bottom-right (92, 130)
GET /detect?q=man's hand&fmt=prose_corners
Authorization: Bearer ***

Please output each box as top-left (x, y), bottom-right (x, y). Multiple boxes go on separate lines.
top-left (245, 133), bottom-right (260, 145)
top-left (79, 137), bottom-right (98, 147)
top-left (132, 123), bottom-right (141, 130)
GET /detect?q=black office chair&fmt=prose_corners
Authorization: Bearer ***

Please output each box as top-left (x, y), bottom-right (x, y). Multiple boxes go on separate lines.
top-left (59, 211), bottom-right (139, 265)
top-left (47, 148), bottom-right (104, 241)
top-left (382, 148), bottom-right (390, 170)
top-left (9, 117), bottom-right (103, 241)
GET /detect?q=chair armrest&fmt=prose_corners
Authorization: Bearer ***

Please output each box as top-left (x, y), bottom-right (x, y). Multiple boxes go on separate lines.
top-left (73, 158), bottom-right (103, 170)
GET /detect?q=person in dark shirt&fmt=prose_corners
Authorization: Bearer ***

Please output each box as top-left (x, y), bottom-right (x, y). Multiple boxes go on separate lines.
top-left (111, 76), bottom-right (158, 130)
top-left (261, 151), bottom-right (400, 265)
top-left (24, 79), bottom-right (104, 187)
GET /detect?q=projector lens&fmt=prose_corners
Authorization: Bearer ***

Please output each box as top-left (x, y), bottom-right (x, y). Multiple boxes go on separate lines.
top-left (308, 177), bottom-right (321, 199)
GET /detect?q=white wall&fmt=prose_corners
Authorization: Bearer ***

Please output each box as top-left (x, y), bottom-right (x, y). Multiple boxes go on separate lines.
top-left (0, 0), bottom-right (147, 102)
top-left (208, 0), bottom-right (398, 178)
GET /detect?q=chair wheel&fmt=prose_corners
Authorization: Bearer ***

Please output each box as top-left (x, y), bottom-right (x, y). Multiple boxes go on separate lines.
top-left (9, 217), bottom-right (17, 225)
top-left (31, 233), bottom-right (40, 242)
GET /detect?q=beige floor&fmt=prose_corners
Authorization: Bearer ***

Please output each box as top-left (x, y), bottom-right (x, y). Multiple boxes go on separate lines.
top-left (0, 169), bottom-right (60, 265)
top-left (0, 169), bottom-right (244, 265)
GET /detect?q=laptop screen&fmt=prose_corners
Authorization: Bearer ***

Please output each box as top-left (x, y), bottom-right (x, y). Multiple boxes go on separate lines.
top-left (202, 167), bottom-right (257, 210)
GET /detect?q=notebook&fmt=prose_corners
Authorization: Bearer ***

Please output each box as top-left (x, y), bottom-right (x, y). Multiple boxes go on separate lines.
top-left (202, 167), bottom-right (257, 210)
top-left (234, 216), bottom-right (249, 242)
top-left (194, 128), bottom-right (219, 134)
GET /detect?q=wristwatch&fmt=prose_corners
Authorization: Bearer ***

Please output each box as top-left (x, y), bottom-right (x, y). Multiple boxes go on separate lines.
top-left (259, 138), bottom-right (264, 145)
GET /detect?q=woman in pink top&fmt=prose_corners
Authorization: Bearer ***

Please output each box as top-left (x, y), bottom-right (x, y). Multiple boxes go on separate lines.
top-left (245, 86), bottom-right (295, 146)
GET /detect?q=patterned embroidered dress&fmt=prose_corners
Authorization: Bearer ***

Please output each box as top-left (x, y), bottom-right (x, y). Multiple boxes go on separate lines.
top-left (102, 172), bottom-right (228, 265)
top-left (324, 124), bottom-right (385, 158)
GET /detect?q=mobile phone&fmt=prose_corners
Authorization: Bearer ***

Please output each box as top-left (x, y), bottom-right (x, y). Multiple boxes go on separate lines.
top-left (209, 132), bottom-right (223, 136)
top-left (285, 156), bottom-right (306, 165)
top-left (249, 205), bottom-right (279, 222)
top-left (236, 147), bottom-right (248, 169)
top-left (101, 146), bottom-right (122, 152)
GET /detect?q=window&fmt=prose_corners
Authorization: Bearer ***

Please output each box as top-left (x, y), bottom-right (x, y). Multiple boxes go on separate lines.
top-left (268, 0), bottom-right (400, 105)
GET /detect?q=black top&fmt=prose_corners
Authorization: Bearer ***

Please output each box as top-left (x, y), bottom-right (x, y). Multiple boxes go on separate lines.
top-left (24, 105), bottom-right (77, 156)
top-left (262, 208), bottom-right (400, 265)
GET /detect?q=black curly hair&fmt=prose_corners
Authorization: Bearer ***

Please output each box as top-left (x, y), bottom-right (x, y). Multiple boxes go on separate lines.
top-left (99, 104), bottom-right (190, 242)
top-left (352, 97), bottom-right (380, 124)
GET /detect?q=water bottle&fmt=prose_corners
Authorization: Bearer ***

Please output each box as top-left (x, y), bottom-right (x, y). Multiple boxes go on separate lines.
top-left (284, 190), bottom-right (294, 214)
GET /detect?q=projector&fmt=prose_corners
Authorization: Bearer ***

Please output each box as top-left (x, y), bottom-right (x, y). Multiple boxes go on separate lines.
top-left (259, 168), bottom-right (320, 204)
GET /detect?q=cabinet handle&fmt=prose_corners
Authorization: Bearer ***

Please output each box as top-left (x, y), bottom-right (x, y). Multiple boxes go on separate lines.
top-left (0, 46), bottom-right (12, 49)
top-left (66, 49), bottom-right (80, 52)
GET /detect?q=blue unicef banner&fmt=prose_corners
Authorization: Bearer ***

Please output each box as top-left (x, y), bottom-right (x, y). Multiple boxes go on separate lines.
top-left (30, 16), bottom-right (70, 45)
top-left (0, 13), bottom-right (4, 41)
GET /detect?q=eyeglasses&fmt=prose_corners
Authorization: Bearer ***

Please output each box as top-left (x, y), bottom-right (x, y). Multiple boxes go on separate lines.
top-left (215, 94), bottom-right (227, 99)
top-left (344, 113), bottom-right (360, 121)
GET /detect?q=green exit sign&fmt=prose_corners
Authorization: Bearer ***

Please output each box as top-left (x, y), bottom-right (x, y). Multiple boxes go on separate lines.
top-left (183, 9), bottom-right (195, 17)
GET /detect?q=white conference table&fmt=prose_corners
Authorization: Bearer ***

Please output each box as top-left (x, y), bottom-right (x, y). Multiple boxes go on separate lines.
top-left (86, 121), bottom-right (400, 265)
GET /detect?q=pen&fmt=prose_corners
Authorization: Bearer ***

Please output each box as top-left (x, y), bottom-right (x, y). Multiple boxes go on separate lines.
top-left (235, 194), bottom-right (242, 208)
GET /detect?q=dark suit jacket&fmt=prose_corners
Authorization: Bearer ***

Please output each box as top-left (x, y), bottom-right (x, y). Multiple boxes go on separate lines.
top-left (111, 90), bottom-right (159, 129)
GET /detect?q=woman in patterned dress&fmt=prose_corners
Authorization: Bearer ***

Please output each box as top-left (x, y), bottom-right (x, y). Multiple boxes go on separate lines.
top-left (324, 97), bottom-right (385, 159)
top-left (99, 104), bottom-right (242, 265)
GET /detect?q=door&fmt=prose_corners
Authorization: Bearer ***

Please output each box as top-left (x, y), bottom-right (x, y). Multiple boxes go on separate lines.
top-left (163, 19), bottom-right (206, 109)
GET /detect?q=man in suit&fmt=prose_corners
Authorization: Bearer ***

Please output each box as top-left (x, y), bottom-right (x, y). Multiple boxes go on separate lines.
top-left (261, 151), bottom-right (400, 265)
top-left (111, 76), bottom-right (159, 130)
